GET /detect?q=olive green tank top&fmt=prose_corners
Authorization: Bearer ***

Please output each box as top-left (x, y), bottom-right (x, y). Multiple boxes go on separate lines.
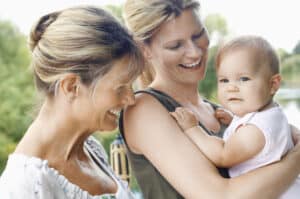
top-left (119, 88), bottom-right (229, 199)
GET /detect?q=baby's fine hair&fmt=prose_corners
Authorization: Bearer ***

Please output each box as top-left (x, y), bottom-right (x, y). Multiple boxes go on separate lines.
top-left (215, 35), bottom-right (280, 75)
top-left (29, 5), bottom-right (144, 96)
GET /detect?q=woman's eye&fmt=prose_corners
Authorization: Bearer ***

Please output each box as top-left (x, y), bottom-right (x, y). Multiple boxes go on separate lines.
top-left (192, 28), bottom-right (206, 41)
top-left (116, 86), bottom-right (126, 95)
top-left (240, 77), bottom-right (250, 81)
top-left (167, 42), bottom-right (181, 50)
top-left (117, 85), bottom-right (132, 96)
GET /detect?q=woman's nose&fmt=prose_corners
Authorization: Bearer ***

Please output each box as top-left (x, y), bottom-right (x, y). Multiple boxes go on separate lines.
top-left (185, 41), bottom-right (203, 58)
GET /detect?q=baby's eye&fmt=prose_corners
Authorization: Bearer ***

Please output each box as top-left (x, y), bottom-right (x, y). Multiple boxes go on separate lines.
top-left (219, 78), bottom-right (229, 83)
top-left (239, 77), bottom-right (250, 82)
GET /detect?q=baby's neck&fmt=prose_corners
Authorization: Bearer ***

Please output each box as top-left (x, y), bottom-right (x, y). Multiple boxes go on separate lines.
top-left (235, 100), bottom-right (276, 118)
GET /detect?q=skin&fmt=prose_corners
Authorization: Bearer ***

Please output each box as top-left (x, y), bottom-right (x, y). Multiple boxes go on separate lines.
top-left (171, 48), bottom-right (282, 167)
top-left (217, 49), bottom-right (281, 117)
top-left (15, 55), bottom-right (135, 196)
top-left (123, 9), bottom-right (300, 199)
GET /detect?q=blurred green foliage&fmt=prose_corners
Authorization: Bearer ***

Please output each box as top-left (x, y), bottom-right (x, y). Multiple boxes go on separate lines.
top-left (0, 19), bottom-right (34, 171)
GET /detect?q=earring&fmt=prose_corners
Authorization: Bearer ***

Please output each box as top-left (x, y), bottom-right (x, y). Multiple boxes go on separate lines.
top-left (75, 85), bottom-right (79, 96)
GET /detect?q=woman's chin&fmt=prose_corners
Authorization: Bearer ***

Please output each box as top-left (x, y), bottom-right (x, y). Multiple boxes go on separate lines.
top-left (102, 125), bottom-right (117, 132)
top-left (100, 118), bottom-right (118, 132)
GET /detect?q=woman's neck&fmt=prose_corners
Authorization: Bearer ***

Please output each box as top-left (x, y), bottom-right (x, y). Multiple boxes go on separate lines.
top-left (150, 79), bottom-right (201, 105)
top-left (15, 100), bottom-right (90, 163)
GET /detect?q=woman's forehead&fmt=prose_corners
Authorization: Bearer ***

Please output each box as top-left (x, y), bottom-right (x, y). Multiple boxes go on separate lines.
top-left (152, 9), bottom-right (203, 42)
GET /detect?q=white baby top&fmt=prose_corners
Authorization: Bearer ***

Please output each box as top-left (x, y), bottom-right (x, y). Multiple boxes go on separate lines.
top-left (223, 105), bottom-right (300, 199)
top-left (0, 136), bottom-right (134, 199)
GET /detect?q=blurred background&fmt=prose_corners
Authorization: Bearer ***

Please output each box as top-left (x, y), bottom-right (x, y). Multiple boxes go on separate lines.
top-left (1, 0), bottom-right (299, 195)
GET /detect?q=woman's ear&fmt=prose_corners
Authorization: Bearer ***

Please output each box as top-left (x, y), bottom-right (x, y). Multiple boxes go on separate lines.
top-left (59, 74), bottom-right (80, 101)
top-left (270, 74), bottom-right (281, 95)
top-left (139, 42), bottom-right (152, 59)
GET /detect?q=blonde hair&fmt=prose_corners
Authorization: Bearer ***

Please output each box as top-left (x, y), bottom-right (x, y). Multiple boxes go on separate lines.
top-left (29, 5), bottom-right (144, 96)
top-left (123, 0), bottom-right (200, 88)
top-left (215, 35), bottom-right (279, 74)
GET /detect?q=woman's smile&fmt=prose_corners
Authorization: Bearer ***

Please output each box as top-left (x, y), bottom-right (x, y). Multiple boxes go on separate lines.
top-left (179, 59), bottom-right (202, 69)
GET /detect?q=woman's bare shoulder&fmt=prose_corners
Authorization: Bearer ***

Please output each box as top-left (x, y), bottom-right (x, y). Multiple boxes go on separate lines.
top-left (125, 92), bottom-right (169, 119)
top-left (122, 92), bottom-right (181, 152)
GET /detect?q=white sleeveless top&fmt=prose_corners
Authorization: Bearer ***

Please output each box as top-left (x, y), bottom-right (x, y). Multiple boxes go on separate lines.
top-left (0, 137), bottom-right (134, 199)
top-left (224, 106), bottom-right (300, 199)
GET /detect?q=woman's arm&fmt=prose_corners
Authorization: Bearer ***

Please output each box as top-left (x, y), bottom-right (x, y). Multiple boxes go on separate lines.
top-left (123, 94), bottom-right (300, 199)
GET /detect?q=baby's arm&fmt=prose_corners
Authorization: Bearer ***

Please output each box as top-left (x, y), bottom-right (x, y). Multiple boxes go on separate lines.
top-left (171, 107), bottom-right (265, 167)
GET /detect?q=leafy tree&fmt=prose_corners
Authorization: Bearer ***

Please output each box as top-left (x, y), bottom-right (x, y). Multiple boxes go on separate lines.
top-left (198, 46), bottom-right (218, 100)
top-left (277, 48), bottom-right (290, 63)
top-left (0, 19), bottom-right (35, 173)
top-left (105, 5), bottom-right (124, 23)
top-left (204, 14), bottom-right (228, 46)
top-left (199, 14), bottom-right (228, 100)
top-left (0, 19), bottom-right (34, 141)
top-left (281, 54), bottom-right (300, 87)
top-left (293, 41), bottom-right (300, 54)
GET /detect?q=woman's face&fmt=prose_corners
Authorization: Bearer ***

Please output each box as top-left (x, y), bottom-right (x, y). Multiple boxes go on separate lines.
top-left (78, 56), bottom-right (136, 131)
top-left (145, 9), bottom-right (209, 85)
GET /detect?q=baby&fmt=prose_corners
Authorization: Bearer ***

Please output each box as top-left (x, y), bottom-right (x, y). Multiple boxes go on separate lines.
top-left (171, 35), bottom-right (300, 199)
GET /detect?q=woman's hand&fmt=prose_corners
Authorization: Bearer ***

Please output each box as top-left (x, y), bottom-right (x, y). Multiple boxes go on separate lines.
top-left (291, 125), bottom-right (300, 145)
top-left (287, 125), bottom-right (300, 165)
top-left (283, 125), bottom-right (300, 170)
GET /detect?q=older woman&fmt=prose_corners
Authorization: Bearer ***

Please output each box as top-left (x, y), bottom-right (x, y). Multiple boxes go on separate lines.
top-left (0, 5), bottom-right (144, 199)
top-left (119, 0), bottom-right (300, 198)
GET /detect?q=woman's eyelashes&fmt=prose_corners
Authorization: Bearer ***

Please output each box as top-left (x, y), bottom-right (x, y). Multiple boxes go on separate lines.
top-left (166, 42), bottom-right (182, 50)
top-left (116, 85), bottom-right (126, 96)
top-left (165, 29), bottom-right (206, 51)
top-left (116, 84), bottom-right (132, 96)
top-left (192, 28), bottom-right (205, 41)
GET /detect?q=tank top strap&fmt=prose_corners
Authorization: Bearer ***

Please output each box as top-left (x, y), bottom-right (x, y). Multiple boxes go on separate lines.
top-left (135, 87), bottom-right (181, 112)
top-left (136, 88), bottom-right (215, 135)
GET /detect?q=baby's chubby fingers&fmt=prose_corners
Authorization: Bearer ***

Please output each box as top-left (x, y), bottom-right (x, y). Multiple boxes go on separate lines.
top-left (215, 108), bottom-right (233, 125)
top-left (170, 111), bottom-right (181, 121)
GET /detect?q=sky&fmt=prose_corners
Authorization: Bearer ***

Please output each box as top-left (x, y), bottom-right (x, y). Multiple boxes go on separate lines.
top-left (0, 0), bottom-right (299, 53)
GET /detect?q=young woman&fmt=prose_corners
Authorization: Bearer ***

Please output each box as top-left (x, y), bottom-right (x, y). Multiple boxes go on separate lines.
top-left (0, 5), bottom-right (144, 199)
top-left (119, 0), bottom-right (300, 198)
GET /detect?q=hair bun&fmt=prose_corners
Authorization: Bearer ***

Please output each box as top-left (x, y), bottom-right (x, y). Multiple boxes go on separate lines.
top-left (29, 11), bottom-right (60, 51)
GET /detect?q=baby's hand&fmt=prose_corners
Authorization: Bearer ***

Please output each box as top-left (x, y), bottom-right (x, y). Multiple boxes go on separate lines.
top-left (215, 108), bottom-right (233, 126)
top-left (170, 107), bottom-right (198, 131)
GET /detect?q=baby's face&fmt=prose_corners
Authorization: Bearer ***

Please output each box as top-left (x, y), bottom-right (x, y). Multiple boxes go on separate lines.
top-left (216, 49), bottom-right (274, 117)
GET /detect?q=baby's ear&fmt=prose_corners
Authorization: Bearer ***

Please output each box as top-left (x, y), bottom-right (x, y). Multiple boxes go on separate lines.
top-left (270, 74), bottom-right (281, 95)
